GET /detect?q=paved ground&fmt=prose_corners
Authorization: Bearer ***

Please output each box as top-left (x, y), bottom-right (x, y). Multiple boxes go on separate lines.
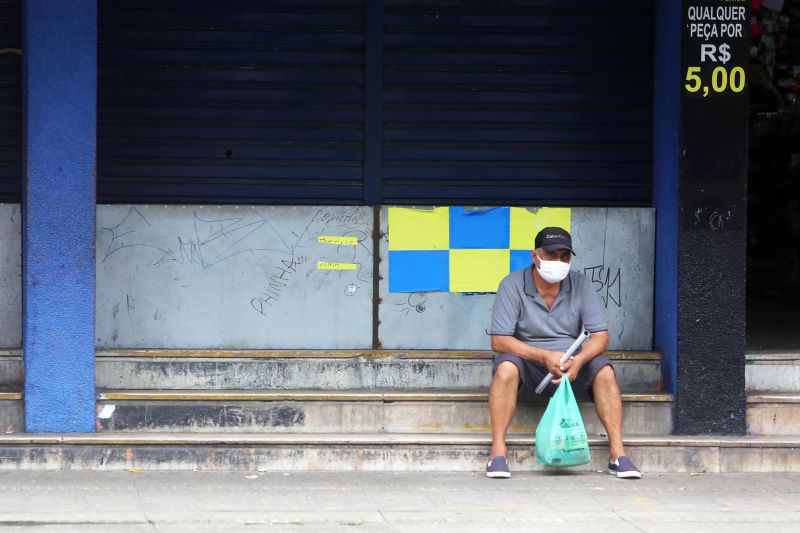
top-left (0, 470), bottom-right (799, 532)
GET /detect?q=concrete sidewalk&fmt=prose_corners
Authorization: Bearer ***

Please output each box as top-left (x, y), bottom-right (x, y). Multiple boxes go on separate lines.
top-left (0, 470), bottom-right (798, 532)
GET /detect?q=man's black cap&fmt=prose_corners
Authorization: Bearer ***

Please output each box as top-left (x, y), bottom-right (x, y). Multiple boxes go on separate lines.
top-left (534, 226), bottom-right (576, 255)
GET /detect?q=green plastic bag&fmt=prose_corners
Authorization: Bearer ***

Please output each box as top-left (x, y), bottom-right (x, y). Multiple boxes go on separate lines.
top-left (535, 377), bottom-right (591, 467)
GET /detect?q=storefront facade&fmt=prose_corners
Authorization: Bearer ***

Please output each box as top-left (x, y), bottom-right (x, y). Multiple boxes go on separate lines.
top-left (0, 1), bottom-right (752, 438)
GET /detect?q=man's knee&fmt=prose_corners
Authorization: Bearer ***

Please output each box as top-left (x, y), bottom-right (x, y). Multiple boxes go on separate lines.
top-left (593, 364), bottom-right (616, 386)
top-left (492, 360), bottom-right (520, 387)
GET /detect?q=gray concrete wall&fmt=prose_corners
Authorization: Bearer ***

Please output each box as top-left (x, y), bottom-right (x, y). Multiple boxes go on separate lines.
top-left (96, 205), bottom-right (374, 349)
top-left (0, 205), bottom-right (21, 348)
top-left (0, 205), bottom-right (655, 350)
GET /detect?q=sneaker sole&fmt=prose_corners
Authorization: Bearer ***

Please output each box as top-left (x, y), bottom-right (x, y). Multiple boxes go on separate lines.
top-left (486, 471), bottom-right (511, 479)
top-left (608, 469), bottom-right (642, 479)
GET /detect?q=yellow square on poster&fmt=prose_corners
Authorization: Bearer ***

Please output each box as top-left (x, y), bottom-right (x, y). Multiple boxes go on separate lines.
top-left (509, 207), bottom-right (571, 250)
top-left (449, 249), bottom-right (510, 293)
top-left (388, 207), bottom-right (450, 250)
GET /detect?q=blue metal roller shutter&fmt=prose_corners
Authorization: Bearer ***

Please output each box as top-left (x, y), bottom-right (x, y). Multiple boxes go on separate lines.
top-left (0, 0), bottom-right (20, 202)
top-left (97, 0), bottom-right (655, 206)
top-left (97, 0), bottom-right (366, 204)
top-left (381, 0), bottom-right (654, 206)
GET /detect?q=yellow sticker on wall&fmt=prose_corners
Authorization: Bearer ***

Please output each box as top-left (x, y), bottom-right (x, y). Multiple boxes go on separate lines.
top-left (388, 207), bottom-right (449, 250)
top-left (317, 236), bottom-right (358, 246)
top-left (449, 249), bottom-right (510, 293)
top-left (509, 207), bottom-right (571, 250)
top-left (317, 261), bottom-right (358, 270)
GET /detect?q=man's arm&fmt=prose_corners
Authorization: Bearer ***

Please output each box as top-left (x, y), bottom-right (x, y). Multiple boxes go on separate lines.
top-left (491, 335), bottom-right (564, 376)
top-left (554, 273), bottom-right (612, 383)
top-left (554, 330), bottom-right (610, 383)
top-left (577, 330), bottom-right (610, 362)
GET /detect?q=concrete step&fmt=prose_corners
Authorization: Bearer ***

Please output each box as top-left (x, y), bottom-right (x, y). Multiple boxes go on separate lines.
top-left (747, 393), bottom-right (800, 436)
top-left (746, 352), bottom-right (800, 393)
top-left (7, 389), bottom-right (800, 437)
top-left (0, 390), bottom-right (673, 436)
top-left (0, 391), bottom-right (23, 433)
top-left (94, 350), bottom-right (662, 392)
top-left (0, 432), bottom-right (798, 473)
top-left (0, 350), bottom-right (663, 392)
top-left (14, 350), bottom-right (800, 393)
top-left (89, 390), bottom-right (674, 436)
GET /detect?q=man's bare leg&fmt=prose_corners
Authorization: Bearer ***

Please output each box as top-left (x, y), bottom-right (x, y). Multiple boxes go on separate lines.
top-left (489, 361), bottom-right (520, 458)
top-left (591, 365), bottom-right (626, 460)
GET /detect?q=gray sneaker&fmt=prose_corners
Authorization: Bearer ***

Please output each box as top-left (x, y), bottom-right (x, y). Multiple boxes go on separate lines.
top-left (608, 456), bottom-right (642, 479)
top-left (486, 456), bottom-right (511, 479)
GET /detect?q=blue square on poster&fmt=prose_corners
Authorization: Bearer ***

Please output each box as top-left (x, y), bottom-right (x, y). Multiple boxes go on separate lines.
top-left (449, 207), bottom-right (510, 249)
top-left (510, 250), bottom-right (532, 272)
top-left (389, 250), bottom-right (450, 292)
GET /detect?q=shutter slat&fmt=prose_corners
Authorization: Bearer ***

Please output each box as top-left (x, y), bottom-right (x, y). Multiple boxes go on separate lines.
top-left (0, 0), bottom-right (21, 201)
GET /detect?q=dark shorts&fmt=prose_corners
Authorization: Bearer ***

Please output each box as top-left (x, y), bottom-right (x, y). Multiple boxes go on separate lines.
top-left (492, 352), bottom-right (614, 403)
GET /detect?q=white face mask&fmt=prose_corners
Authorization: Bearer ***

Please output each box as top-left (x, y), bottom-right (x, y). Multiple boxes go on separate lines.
top-left (535, 253), bottom-right (571, 283)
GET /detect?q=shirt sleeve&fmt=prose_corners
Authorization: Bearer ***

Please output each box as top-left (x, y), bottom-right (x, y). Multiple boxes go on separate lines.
top-left (579, 276), bottom-right (609, 333)
top-left (490, 277), bottom-right (521, 336)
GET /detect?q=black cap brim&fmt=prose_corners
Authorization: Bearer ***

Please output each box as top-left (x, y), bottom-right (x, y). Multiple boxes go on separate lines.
top-left (541, 243), bottom-right (576, 255)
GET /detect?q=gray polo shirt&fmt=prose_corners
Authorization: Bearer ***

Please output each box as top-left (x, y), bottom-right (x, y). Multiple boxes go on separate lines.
top-left (490, 266), bottom-right (609, 353)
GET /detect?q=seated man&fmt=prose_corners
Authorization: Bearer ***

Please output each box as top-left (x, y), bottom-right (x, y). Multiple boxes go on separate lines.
top-left (486, 227), bottom-right (641, 479)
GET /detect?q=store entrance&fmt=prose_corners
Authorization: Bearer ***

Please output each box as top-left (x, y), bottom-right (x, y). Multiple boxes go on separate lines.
top-left (748, 0), bottom-right (800, 351)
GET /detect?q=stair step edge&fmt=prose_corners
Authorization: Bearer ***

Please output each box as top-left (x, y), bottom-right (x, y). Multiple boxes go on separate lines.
top-left (94, 390), bottom-right (674, 402)
top-left (747, 393), bottom-right (800, 404)
top-left (99, 350), bottom-right (661, 361)
top-left (747, 351), bottom-right (800, 362)
top-left (0, 350), bottom-right (663, 361)
top-left (1, 433), bottom-right (799, 448)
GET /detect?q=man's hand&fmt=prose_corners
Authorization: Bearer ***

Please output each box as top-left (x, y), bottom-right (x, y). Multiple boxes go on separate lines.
top-left (543, 351), bottom-right (564, 377)
top-left (552, 355), bottom-right (583, 384)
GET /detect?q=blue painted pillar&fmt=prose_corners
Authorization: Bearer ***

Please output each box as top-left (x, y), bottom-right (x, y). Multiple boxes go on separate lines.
top-left (652, 0), bottom-right (681, 394)
top-left (22, 1), bottom-right (97, 432)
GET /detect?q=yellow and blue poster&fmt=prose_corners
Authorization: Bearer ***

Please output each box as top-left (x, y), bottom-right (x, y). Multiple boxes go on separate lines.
top-left (388, 206), bottom-right (571, 293)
